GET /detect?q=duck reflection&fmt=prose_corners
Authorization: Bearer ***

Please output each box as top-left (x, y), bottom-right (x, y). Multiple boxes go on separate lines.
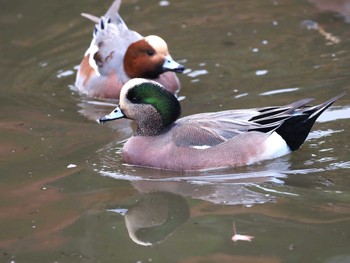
top-left (131, 179), bottom-right (276, 206)
top-left (310, 0), bottom-right (350, 22)
top-left (105, 171), bottom-right (281, 247)
top-left (107, 191), bottom-right (189, 246)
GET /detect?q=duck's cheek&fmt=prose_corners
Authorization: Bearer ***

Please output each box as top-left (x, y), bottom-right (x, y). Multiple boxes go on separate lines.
top-left (124, 53), bottom-right (142, 78)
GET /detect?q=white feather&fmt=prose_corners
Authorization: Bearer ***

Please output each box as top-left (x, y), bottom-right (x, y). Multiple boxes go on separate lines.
top-left (191, 145), bottom-right (212, 150)
top-left (261, 132), bottom-right (291, 160)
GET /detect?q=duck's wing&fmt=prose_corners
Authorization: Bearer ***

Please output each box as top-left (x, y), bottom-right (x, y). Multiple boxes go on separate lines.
top-left (82, 0), bottom-right (142, 77)
top-left (172, 98), bottom-right (315, 148)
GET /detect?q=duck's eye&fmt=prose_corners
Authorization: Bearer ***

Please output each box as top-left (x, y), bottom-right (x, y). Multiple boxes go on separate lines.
top-left (147, 50), bottom-right (155, 56)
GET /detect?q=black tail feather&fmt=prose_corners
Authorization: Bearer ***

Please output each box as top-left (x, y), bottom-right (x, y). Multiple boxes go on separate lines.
top-left (276, 94), bottom-right (344, 151)
top-left (250, 98), bottom-right (314, 123)
top-left (249, 98), bottom-right (315, 133)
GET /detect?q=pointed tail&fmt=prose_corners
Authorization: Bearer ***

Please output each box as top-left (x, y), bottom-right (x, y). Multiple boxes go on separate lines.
top-left (81, 0), bottom-right (123, 25)
top-left (276, 93), bottom-right (344, 151)
top-left (105, 0), bottom-right (122, 18)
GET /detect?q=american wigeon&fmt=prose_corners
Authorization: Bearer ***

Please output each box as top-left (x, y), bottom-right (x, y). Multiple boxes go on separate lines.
top-left (99, 78), bottom-right (342, 171)
top-left (75, 0), bottom-right (184, 99)
top-left (108, 192), bottom-right (189, 246)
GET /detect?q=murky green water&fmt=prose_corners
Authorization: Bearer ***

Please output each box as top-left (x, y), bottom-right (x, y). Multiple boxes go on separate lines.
top-left (1, 0), bottom-right (350, 262)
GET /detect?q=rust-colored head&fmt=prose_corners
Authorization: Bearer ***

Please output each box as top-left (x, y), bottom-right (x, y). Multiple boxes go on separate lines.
top-left (124, 35), bottom-right (184, 79)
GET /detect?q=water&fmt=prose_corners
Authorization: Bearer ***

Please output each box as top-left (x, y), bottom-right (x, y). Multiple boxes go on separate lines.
top-left (1, 0), bottom-right (350, 262)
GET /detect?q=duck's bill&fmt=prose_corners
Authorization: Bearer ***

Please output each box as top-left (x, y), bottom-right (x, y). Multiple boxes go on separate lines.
top-left (99, 106), bottom-right (125, 123)
top-left (162, 55), bottom-right (185, 73)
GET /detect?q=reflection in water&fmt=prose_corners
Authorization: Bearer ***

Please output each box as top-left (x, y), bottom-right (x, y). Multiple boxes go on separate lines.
top-left (310, 0), bottom-right (350, 22)
top-left (316, 106), bottom-right (350, 123)
top-left (107, 191), bottom-right (189, 246)
top-left (77, 98), bottom-right (118, 122)
top-left (1, 0), bottom-right (350, 261)
top-left (98, 158), bottom-right (290, 246)
top-left (105, 184), bottom-right (275, 246)
top-left (99, 157), bottom-right (300, 246)
top-left (304, 0), bottom-right (350, 45)
top-left (131, 180), bottom-right (276, 206)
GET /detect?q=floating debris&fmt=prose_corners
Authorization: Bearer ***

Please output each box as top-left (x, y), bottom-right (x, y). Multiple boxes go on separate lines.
top-left (300, 20), bottom-right (340, 44)
top-left (231, 222), bottom-right (254, 242)
top-left (255, 69), bottom-right (268, 76)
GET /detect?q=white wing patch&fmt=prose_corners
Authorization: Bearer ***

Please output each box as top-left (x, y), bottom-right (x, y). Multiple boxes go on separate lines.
top-left (190, 145), bottom-right (212, 150)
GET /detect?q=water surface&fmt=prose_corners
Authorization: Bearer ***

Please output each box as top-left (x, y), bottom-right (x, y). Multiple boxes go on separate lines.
top-left (1, 0), bottom-right (350, 262)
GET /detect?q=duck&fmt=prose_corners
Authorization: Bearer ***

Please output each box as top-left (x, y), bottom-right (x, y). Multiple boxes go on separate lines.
top-left (99, 78), bottom-right (343, 171)
top-left (75, 0), bottom-right (185, 99)
top-left (108, 192), bottom-right (189, 246)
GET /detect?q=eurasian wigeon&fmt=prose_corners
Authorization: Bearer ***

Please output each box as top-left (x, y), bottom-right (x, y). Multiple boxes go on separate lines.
top-left (99, 78), bottom-right (343, 171)
top-left (75, 0), bottom-right (185, 99)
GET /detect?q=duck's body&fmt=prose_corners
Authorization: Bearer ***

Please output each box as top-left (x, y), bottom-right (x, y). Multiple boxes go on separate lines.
top-left (75, 0), bottom-right (184, 99)
top-left (121, 130), bottom-right (288, 170)
top-left (99, 78), bottom-right (342, 171)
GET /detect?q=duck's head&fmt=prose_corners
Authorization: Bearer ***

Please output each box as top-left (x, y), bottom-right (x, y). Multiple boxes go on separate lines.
top-left (99, 78), bottom-right (181, 136)
top-left (124, 35), bottom-right (185, 79)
